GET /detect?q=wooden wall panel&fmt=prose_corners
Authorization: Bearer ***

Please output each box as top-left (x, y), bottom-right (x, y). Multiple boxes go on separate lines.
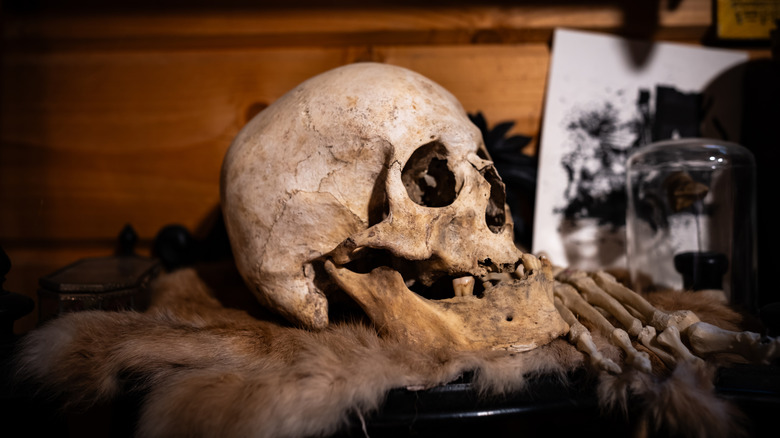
top-left (1, 45), bottom-right (550, 245)
top-left (381, 44), bottom-right (550, 138)
top-left (3, 1), bottom-right (713, 50)
top-left (1, 48), bottom-right (348, 242)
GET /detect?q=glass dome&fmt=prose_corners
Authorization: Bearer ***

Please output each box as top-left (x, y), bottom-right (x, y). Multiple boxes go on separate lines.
top-left (625, 138), bottom-right (757, 314)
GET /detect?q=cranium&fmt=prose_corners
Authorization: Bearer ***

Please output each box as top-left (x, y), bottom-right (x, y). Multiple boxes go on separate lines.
top-left (221, 62), bottom-right (567, 351)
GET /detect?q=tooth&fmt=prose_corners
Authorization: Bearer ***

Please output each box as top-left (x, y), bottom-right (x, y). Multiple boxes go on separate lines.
top-left (521, 253), bottom-right (541, 272)
top-left (453, 276), bottom-right (475, 297)
top-left (513, 265), bottom-right (525, 279)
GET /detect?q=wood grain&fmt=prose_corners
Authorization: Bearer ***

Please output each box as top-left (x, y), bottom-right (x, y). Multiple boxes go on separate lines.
top-left (3, 1), bottom-right (714, 51)
top-left (1, 45), bottom-right (551, 242)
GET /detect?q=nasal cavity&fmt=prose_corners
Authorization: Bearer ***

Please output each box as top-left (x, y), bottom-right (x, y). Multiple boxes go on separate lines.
top-left (402, 142), bottom-right (458, 207)
top-left (481, 165), bottom-right (506, 234)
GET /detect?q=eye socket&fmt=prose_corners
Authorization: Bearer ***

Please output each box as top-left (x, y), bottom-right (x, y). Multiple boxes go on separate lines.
top-left (402, 142), bottom-right (458, 207)
top-left (481, 165), bottom-right (507, 234)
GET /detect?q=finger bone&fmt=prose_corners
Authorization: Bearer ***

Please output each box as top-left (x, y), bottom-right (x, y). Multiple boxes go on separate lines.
top-left (554, 283), bottom-right (649, 372)
top-left (555, 297), bottom-right (622, 374)
top-left (556, 269), bottom-right (643, 337)
top-left (687, 321), bottom-right (780, 364)
top-left (656, 326), bottom-right (704, 365)
top-left (611, 328), bottom-right (652, 373)
top-left (638, 326), bottom-right (677, 368)
top-left (591, 271), bottom-right (700, 332)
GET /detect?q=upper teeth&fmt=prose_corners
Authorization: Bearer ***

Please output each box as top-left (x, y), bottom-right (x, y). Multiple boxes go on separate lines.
top-left (453, 276), bottom-right (475, 297)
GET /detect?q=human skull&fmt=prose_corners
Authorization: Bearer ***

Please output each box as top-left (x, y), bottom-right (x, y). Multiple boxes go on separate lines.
top-left (221, 62), bottom-right (567, 351)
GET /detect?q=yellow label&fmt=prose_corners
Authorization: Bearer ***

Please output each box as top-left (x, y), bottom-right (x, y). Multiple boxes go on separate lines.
top-left (717, 0), bottom-right (780, 39)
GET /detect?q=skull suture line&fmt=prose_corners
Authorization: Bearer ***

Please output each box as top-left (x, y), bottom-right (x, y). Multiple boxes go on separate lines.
top-left (221, 62), bottom-right (567, 351)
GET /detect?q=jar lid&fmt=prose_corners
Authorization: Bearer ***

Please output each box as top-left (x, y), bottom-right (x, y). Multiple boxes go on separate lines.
top-left (39, 255), bottom-right (160, 293)
top-left (627, 138), bottom-right (755, 171)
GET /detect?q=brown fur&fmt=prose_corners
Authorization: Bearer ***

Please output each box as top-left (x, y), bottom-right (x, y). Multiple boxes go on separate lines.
top-left (11, 266), bottom-right (752, 437)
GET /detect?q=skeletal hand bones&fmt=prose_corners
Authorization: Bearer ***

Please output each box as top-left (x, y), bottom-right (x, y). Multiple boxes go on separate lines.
top-left (555, 267), bottom-right (780, 371)
top-left (221, 62), bottom-right (778, 371)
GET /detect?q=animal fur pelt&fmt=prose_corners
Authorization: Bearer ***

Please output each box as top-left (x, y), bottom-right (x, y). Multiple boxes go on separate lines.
top-left (10, 265), bottom-right (752, 438)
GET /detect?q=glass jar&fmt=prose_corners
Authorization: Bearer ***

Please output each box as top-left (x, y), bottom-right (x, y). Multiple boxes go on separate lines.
top-left (37, 255), bottom-right (160, 325)
top-left (625, 138), bottom-right (758, 314)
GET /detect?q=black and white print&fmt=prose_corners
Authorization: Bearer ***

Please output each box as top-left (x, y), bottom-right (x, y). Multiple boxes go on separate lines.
top-left (533, 28), bottom-right (748, 270)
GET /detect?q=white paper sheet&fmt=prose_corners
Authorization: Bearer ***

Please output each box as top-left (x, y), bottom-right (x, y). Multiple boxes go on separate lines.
top-left (532, 28), bottom-right (748, 270)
